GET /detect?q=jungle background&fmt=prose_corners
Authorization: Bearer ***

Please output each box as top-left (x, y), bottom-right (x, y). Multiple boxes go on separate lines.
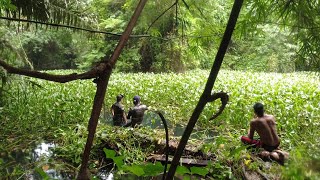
top-left (0, 0), bottom-right (319, 179)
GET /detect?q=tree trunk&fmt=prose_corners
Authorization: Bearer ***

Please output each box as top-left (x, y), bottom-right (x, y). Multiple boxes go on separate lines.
top-left (76, 0), bottom-right (148, 179)
top-left (165, 0), bottom-right (244, 179)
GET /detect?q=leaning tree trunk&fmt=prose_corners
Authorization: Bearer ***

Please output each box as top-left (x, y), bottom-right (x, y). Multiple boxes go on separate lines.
top-left (165, 0), bottom-right (244, 179)
top-left (0, 0), bottom-right (243, 179)
top-left (77, 0), bottom-right (148, 179)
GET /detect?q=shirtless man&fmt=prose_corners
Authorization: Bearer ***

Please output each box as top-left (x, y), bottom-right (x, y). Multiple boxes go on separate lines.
top-left (241, 102), bottom-right (280, 152)
top-left (110, 94), bottom-right (127, 126)
top-left (124, 95), bottom-right (148, 127)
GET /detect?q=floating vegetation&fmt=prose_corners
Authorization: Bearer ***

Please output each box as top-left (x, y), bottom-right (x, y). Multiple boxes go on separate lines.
top-left (1, 70), bottom-right (319, 179)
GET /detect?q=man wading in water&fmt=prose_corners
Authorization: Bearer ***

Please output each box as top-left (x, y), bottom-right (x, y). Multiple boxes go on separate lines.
top-left (110, 94), bottom-right (127, 126)
top-left (125, 95), bottom-right (148, 127)
top-left (241, 103), bottom-right (283, 160)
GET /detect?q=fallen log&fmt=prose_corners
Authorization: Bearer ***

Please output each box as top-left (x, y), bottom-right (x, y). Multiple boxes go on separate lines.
top-left (147, 154), bottom-right (210, 167)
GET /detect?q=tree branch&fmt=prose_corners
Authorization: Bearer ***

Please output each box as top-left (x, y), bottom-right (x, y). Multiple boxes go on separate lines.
top-left (0, 59), bottom-right (109, 83)
top-left (145, 2), bottom-right (177, 33)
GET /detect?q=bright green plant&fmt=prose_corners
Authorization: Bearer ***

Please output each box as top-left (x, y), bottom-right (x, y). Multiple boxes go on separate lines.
top-left (103, 148), bottom-right (163, 177)
top-left (53, 125), bottom-right (87, 165)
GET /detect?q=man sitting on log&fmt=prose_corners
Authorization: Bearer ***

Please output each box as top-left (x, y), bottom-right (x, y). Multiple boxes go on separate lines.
top-left (241, 102), bottom-right (280, 151)
top-left (241, 102), bottom-right (287, 162)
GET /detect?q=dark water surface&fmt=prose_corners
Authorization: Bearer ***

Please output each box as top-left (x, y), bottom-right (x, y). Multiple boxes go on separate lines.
top-left (101, 111), bottom-right (218, 142)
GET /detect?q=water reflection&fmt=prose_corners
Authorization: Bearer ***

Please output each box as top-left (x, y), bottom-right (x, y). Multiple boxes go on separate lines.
top-left (33, 142), bottom-right (55, 161)
top-left (1, 141), bottom-right (55, 167)
top-left (0, 141), bottom-right (76, 179)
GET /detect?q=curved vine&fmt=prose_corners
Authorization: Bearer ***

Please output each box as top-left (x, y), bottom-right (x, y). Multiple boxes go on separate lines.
top-left (208, 92), bottom-right (229, 120)
top-left (155, 111), bottom-right (169, 180)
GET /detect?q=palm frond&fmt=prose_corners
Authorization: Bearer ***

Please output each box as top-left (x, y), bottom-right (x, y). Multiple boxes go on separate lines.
top-left (1, 0), bottom-right (97, 31)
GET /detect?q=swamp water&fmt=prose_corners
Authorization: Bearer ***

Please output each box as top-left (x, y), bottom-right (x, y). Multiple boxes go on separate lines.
top-left (101, 111), bottom-right (218, 142)
top-left (0, 141), bottom-right (75, 179)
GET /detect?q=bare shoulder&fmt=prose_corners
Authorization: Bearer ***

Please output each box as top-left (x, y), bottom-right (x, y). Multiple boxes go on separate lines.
top-left (250, 118), bottom-right (258, 125)
top-left (265, 114), bottom-right (276, 120)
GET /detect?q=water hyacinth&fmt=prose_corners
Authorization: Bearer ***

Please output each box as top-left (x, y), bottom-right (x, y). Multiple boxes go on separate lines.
top-left (1, 69), bottom-right (319, 178)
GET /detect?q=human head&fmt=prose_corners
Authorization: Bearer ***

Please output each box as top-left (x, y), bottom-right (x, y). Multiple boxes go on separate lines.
top-left (133, 95), bottom-right (141, 105)
top-left (116, 94), bottom-right (124, 102)
top-left (253, 102), bottom-right (264, 117)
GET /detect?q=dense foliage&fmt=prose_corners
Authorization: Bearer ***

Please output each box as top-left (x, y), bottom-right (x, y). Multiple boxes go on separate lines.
top-left (0, 0), bottom-right (320, 179)
top-left (1, 0), bottom-right (319, 73)
top-left (0, 70), bottom-right (319, 178)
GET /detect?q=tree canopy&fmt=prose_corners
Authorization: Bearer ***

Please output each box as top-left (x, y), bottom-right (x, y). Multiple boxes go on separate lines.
top-left (0, 0), bottom-right (319, 72)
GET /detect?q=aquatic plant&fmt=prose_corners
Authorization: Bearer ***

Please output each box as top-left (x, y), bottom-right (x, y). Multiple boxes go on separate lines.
top-left (0, 70), bottom-right (319, 178)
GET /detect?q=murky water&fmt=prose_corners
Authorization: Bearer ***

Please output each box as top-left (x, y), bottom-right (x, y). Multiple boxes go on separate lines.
top-left (101, 111), bottom-right (218, 142)
top-left (0, 141), bottom-right (76, 179)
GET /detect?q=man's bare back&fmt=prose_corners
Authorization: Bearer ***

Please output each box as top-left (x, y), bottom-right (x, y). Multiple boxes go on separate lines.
top-left (241, 103), bottom-right (280, 152)
top-left (249, 114), bottom-right (280, 147)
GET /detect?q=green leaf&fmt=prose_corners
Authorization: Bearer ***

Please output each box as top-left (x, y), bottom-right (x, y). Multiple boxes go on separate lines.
top-left (190, 166), bottom-right (208, 176)
top-left (142, 162), bottom-right (164, 176)
top-left (103, 148), bottom-right (116, 158)
top-left (176, 165), bottom-right (190, 175)
top-left (35, 167), bottom-right (50, 179)
top-left (123, 165), bottom-right (145, 176)
top-left (113, 156), bottom-right (124, 169)
top-left (183, 176), bottom-right (191, 180)
top-left (229, 145), bottom-right (247, 157)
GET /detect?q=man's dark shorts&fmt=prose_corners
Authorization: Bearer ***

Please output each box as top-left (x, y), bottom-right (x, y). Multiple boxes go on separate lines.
top-left (241, 136), bottom-right (279, 152)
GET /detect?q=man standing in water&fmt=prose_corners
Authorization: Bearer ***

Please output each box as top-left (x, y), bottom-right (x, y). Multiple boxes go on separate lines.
top-left (110, 94), bottom-right (127, 126)
top-left (125, 95), bottom-right (148, 127)
top-left (241, 102), bottom-right (280, 152)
